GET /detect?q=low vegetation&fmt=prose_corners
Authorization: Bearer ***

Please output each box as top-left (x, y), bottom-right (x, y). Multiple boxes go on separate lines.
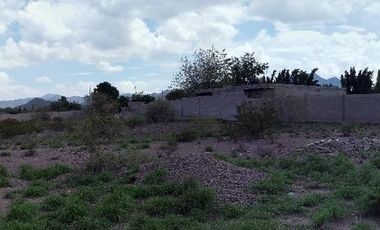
top-left (1, 111), bottom-right (380, 229)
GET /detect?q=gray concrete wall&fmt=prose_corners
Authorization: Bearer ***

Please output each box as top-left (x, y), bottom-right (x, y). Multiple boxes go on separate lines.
top-left (345, 94), bottom-right (380, 123)
top-left (126, 85), bottom-right (380, 124)
top-left (306, 95), bottom-right (343, 122)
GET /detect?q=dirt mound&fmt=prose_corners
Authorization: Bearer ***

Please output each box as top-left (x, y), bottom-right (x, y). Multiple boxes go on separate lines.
top-left (298, 137), bottom-right (380, 161)
top-left (155, 152), bottom-right (265, 204)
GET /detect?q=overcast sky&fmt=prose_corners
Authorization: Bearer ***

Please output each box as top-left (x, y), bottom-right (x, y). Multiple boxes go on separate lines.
top-left (1, 0), bottom-right (380, 100)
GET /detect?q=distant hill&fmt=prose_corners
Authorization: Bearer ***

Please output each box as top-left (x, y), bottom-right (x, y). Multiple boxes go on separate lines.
top-left (315, 75), bottom-right (341, 87)
top-left (0, 94), bottom-right (85, 108)
top-left (18, 98), bottom-right (52, 111)
top-left (0, 98), bottom-right (33, 108)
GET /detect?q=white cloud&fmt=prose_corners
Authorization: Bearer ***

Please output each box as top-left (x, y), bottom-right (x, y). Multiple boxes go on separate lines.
top-left (2, 0), bottom-right (380, 100)
top-left (35, 76), bottom-right (51, 83)
top-left (96, 61), bottom-right (124, 73)
top-left (0, 72), bottom-right (40, 100)
top-left (0, 72), bottom-right (11, 84)
top-left (232, 29), bottom-right (380, 77)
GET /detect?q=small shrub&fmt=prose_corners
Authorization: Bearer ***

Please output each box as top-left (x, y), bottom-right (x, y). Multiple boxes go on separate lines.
top-left (356, 189), bottom-right (380, 216)
top-left (6, 201), bottom-right (38, 222)
top-left (352, 222), bottom-right (376, 230)
top-left (219, 204), bottom-right (247, 219)
top-left (177, 188), bottom-right (215, 214)
top-left (49, 117), bottom-right (66, 131)
top-left (41, 195), bottom-right (65, 211)
top-left (57, 196), bottom-right (89, 223)
top-left (0, 119), bottom-right (42, 139)
top-left (144, 197), bottom-right (178, 216)
top-left (251, 172), bottom-right (291, 195)
top-left (312, 199), bottom-right (347, 226)
top-left (340, 123), bottom-right (358, 137)
top-left (299, 193), bottom-right (326, 207)
top-left (0, 151), bottom-right (11, 157)
top-left (19, 164), bottom-right (71, 180)
top-left (0, 176), bottom-right (10, 187)
top-left (175, 129), bottom-right (197, 142)
top-left (230, 102), bottom-right (278, 138)
top-left (23, 139), bottom-right (37, 157)
top-left (0, 164), bottom-right (8, 177)
top-left (143, 169), bottom-right (167, 185)
top-left (125, 116), bottom-right (145, 128)
top-left (23, 182), bottom-right (48, 198)
top-left (97, 190), bottom-right (135, 223)
top-left (146, 101), bottom-right (175, 123)
top-left (205, 146), bottom-right (213, 152)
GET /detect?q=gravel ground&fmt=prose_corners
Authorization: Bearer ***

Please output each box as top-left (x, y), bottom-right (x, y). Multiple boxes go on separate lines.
top-left (144, 151), bottom-right (265, 204)
top-left (298, 137), bottom-right (380, 163)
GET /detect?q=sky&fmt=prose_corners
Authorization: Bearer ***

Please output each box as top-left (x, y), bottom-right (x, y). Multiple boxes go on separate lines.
top-left (1, 0), bottom-right (380, 100)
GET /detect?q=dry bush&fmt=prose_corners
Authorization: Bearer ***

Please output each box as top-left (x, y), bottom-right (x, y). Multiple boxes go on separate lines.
top-left (78, 115), bottom-right (122, 173)
top-left (146, 101), bottom-right (175, 123)
top-left (228, 102), bottom-right (279, 139)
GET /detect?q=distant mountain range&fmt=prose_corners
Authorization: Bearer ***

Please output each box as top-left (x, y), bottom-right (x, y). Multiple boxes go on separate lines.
top-left (0, 94), bottom-right (85, 108)
top-left (315, 75), bottom-right (341, 87)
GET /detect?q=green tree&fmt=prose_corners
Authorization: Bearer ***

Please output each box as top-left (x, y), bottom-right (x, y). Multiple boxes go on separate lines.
top-left (172, 47), bottom-right (230, 92)
top-left (374, 70), bottom-right (380, 93)
top-left (273, 68), bottom-right (319, 86)
top-left (94, 82), bottom-right (119, 100)
top-left (341, 67), bottom-right (373, 94)
top-left (117, 95), bottom-right (130, 108)
top-left (229, 52), bottom-right (268, 86)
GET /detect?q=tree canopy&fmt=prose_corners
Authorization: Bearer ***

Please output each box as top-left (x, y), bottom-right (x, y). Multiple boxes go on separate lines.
top-left (94, 82), bottom-right (120, 100)
top-left (341, 67), bottom-right (373, 94)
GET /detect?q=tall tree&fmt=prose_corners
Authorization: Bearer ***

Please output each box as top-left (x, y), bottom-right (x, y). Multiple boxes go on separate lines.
top-left (229, 52), bottom-right (269, 86)
top-left (374, 70), bottom-right (380, 93)
top-left (341, 67), bottom-right (373, 94)
top-left (172, 47), bottom-right (230, 92)
top-left (94, 82), bottom-right (119, 100)
top-left (274, 68), bottom-right (319, 86)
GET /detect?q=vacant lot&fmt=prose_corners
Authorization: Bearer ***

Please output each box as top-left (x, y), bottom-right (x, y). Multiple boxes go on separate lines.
top-left (0, 117), bottom-right (380, 229)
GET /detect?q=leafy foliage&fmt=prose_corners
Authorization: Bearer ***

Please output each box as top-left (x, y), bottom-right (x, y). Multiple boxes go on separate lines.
top-left (265, 68), bottom-right (319, 86)
top-left (131, 92), bottom-right (155, 104)
top-left (230, 102), bottom-right (278, 138)
top-left (93, 82), bottom-right (119, 100)
top-left (165, 89), bottom-right (187, 101)
top-left (341, 67), bottom-right (373, 94)
top-left (146, 101), bottom-right (175, 123)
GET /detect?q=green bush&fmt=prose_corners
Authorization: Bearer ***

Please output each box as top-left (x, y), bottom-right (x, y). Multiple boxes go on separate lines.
top-left (41, 195), bottom-right (66, 211)
top-left (6, 201), bottom-right (38, 222)
top-left (125, 116), bottom-right (145, 128)
top-left (1, 151), bottom-right (11, 157)
top-left (146, 101), bottom-right (175, 123)
top-left (165, 89), bottom-right (187, 101)
top-left (57, 196), bottom-right (89, 223)
top-left (144, 197), bottom-right (178, 216)
top-left (143, 169), bottom-right (167, 185)
top-left (175, 129), bottom-right (197, 142)
top-left (0, 164), bottom-right (8, 177)
top-left (251, 172), bottom-right (290, 195)
top-left (0, 176), bottom-right (10, 187)
top-left (178, 189), bottom-right (215, 214)
top-left (19, 164), bottom-right (71, 180)
top-left (312, 199), bottom-right (347, 226)
top-left (0, 119), bottom-right (42, 138)
top-left (230, 102), bottom-right (278, 138)
top-left (23, 182), bottom-right (48, 198)
top-left (97, 190), bottom-right (135, 223)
